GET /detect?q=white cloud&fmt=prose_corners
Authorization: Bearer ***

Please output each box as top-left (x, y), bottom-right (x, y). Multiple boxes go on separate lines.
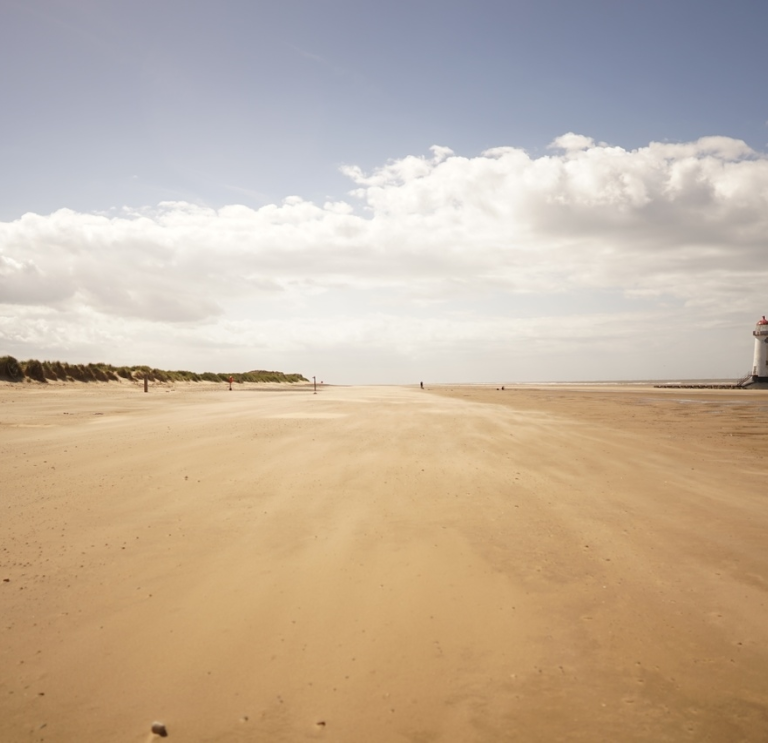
top-left (548, 132), bottom-right (595, 151)
top-left (1, 134), bottom-right (767, 381)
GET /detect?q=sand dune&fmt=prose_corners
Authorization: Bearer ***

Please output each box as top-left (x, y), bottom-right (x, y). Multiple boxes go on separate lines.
top-left (1, 383), bottom-right (767, 742)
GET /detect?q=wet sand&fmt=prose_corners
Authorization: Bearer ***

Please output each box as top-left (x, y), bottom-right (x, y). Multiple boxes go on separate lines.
top-left (1, 382), bottom-right (767, 742)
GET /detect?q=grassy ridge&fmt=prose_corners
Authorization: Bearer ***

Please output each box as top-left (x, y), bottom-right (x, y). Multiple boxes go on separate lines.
top-left (0, 356), bottom-right (307, 385)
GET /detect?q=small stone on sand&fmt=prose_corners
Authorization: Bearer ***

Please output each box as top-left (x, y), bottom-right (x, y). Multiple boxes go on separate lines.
top-left (151, 721), bottom-right (168, 737)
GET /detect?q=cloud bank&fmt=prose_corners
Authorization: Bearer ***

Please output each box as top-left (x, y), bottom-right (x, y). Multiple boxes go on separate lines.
top-left (2, 134), bottom-right (767, 381)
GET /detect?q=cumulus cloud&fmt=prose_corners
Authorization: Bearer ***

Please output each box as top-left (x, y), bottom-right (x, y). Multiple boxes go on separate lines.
top-left (1, 134), bottom-right (767, 379)
top-left (548, 132), bottom-right (595, 151)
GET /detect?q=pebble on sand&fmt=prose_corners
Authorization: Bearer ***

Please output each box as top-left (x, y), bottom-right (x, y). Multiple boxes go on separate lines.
top-left (151, 721), bottom-right (168, 737)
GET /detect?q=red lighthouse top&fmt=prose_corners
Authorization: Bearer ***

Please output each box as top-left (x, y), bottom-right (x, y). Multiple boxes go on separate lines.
top-left (758, 316), bottom-right (768, 325)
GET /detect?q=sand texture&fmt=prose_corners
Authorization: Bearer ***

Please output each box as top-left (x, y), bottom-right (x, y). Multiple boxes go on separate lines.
top-left (1, 382), bottom-right (767, 742)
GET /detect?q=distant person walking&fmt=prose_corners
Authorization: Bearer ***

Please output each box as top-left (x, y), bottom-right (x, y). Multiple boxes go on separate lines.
top-left (420, 381), bottom-right (424, 389)
top-left (228, 375), bottom-right (233, 391)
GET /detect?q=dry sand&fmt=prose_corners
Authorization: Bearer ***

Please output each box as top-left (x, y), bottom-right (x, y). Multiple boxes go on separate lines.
top-left (1, 381), bottom-right (767, 742)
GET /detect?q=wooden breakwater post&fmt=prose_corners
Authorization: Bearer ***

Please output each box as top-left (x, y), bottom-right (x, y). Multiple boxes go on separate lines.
top-left (144, 373), bottom-right (148, 393)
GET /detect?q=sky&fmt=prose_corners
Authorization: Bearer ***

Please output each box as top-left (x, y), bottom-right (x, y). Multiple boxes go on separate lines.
top-left (1, 0), bottom-right (767, 384)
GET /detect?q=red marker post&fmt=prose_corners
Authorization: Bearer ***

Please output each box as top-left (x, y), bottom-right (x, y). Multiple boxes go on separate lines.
top-left (228, 375), bottom-right (233, 391)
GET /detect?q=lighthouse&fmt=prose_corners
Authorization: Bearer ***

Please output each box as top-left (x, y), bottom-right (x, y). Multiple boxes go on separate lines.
top-left (752, 316), bottom-right (768, 382)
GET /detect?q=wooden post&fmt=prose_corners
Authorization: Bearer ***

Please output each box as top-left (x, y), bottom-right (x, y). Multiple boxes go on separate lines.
top-left (144, 373), bottom-right (148, 393)
top-left (313, 376), bottom-right (317, 394)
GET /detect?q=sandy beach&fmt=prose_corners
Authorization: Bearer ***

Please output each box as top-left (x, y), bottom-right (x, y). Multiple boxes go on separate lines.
top-left (1, 381), bottom-right (767, 742)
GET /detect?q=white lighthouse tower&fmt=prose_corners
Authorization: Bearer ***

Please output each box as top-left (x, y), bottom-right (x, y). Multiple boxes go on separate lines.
top-left (752, 315), bottom-right (768, 382)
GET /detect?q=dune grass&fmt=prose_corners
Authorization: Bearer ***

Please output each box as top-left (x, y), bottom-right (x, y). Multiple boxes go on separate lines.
top-left (0, 356), bottom-right (307, 385)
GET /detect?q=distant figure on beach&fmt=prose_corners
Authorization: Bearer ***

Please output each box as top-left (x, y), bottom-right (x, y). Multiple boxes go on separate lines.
top-left (228, 375), bottom-right (233, 391)
top-left (420, 381), bottom-right (424, 389)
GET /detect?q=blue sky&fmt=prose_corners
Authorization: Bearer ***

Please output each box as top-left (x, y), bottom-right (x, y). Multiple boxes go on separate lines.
top-left (2, 0), bottom-right (767, 383)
